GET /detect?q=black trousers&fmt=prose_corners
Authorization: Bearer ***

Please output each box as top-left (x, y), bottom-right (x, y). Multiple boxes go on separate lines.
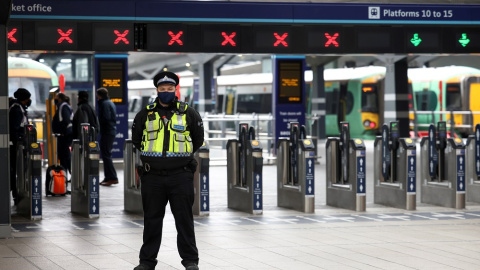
top-left (139, 171), bottom-right (199, 268)
top-left (57, 135), bottom-right (72, 174)
top-left (100, 133), bottom-right (117, 180)
top-left (9, 143), bottom-right (18, 202)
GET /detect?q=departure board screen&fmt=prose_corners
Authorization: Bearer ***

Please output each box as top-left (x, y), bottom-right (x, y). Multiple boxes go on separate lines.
top-left (97, 60), bottom-right (126, 105)
top-left (277, 60), bottom-right (303, 104)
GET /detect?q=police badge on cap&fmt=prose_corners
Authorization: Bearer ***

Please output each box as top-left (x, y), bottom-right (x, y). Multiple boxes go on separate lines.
top-left (153, 71), bottom-right (179, 87)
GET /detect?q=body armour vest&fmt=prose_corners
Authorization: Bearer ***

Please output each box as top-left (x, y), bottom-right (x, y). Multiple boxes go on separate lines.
top-left (141, 102), bottom-right (193, 157)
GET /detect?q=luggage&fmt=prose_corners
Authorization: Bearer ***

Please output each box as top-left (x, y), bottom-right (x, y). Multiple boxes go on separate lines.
top-left (45, 134), bottom-right (68, 196)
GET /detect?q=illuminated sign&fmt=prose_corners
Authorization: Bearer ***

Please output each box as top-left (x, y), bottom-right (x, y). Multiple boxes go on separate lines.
top-left (254, 25), bottom-right (294, 53)
top-left (405, 29), bottom-right (440, 52)
top-left (202, 25), bottom-right (242, 52)
top-left (7, 23), bottom-right (22, 50)
top-left (168, 31), bottom-right (184, 45)
top-left (277, 61), bottom-right (303, 104)
top-left (92, 23), bottom-right (134, 51)
top-left (97, 60), bottom-right (126, 105)
top-left (325, 33), bottom-right (339, 47)
top-left (35, 22), bottom-right (78, 50)
top-left (8, 28), bottom-right (18, 43)
top-left (146, 24), bottom-right (192, 51)
top-left (454, 30), bottom-right (480, 51)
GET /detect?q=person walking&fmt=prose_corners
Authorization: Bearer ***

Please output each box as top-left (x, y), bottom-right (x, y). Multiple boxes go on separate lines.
top-left (52, 92), bottom-right (73, 175)
top-left (72, 91), bottom-right (99, 141)
top-left (132, 71), bottom-right (204, 270)
top-left (9, 88), bottom-right (32, 205)
top-left (96, 87), bottom-right (118, 186)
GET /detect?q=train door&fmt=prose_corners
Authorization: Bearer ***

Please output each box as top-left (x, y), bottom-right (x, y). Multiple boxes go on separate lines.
top-left (445, 81), bottom-right (463, 134)
top-left (324, 81), bottom-right (347, 135)
top-left (464, 76), bottom-right (480, 133)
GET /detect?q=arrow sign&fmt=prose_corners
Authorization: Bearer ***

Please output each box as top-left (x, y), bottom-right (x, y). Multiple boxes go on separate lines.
top-left (203, 202), bottom-right (207, 210)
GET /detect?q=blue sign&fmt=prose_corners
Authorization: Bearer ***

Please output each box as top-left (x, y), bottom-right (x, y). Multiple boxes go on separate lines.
top-left (253, 172), bottom-right (262, 211)
top-left (428, 125), bottom-right (438, 178)
top-left (381, 125), bottom-right (391, 179)
top-left (31, 175), bottom-right (42, 218)
top-left (89, 175), bottom-right (100, 216)
top-left (356, 154), bottom-right (366, 195)
top-left (475, 124), bottom-right (480, 177)
top-left (305, 158), bottom-right (314, 196)
top-left (407, 150), bottom-right (416, 195)
top-left (457, 150), bottom-right (466, 193)
top-left (200, 173), bottom-right (209, 213)
top-left (273, 56), bottom-right (306, 149)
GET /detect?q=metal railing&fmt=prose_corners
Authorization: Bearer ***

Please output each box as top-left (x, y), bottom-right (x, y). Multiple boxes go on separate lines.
top-left (409, 110), bottom-right (480, 137)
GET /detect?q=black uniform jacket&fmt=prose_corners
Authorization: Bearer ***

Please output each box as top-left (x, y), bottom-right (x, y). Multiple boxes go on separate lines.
top-left (131, 98), bottom-right (204, 171)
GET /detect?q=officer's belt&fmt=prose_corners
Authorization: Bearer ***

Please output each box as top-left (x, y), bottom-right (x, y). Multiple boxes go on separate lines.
top-left (143, 163), bottom-right (192, 176)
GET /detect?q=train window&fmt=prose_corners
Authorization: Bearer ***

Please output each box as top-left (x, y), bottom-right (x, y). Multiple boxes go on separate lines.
top-left (415, 91), bottom-right (438, 111)
top-left (216, 94), bottom-right (224, 114)
top-left (361, 84), bottom-right (378, 113)
top-left (325, 90), bottom-right (339, 114)
top-left (345, 91), bottom-right (354, 115)
top-left (236, 94), bottom-right (271, 114)
top-left (446, 84), bottom-right (462, 110)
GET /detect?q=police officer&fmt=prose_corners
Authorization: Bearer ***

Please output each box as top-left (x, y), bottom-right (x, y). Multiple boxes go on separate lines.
top-left (9, 88), bottom-right (32, 205)
top-left (132, 71), bottom-right (204, 270)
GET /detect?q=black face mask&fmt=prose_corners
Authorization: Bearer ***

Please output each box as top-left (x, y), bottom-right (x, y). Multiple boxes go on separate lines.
top-left (25, 100), bottom-right (32, 108)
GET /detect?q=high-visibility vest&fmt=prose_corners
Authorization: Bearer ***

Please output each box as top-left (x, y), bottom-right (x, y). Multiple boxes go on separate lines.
top-left (141, 101), bottom-right (192, 157)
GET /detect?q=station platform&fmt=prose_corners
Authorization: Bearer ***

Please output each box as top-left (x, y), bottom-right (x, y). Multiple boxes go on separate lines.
top-left (3, 140), bottom-right (480, 270)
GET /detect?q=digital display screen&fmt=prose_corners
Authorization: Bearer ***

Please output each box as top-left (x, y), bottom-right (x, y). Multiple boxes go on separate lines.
top-left (92, 23), bottom-right (134, 51)
top-left (405, 29), bottom-right (441, 52)
top-left (147, 24), bottom-right (192, 52)
top-left (202, 25), bottom-right (242, 52)
top-left (97, 60), bottom-right (126, 105)
top-left (306, 27), bottom-right (344, 52)
top-left (7, 23), bottom-right (22, 50)
top-left (455, 30), bottom-right (480, 51)
top-left (35, 22), bottom-right (78, 50)
top-left (277, 60), bottom-right (303, 104)
top-left (254, 25), bottom-right (293, 53)
top-left (357, 29), bottom-right (392, 52)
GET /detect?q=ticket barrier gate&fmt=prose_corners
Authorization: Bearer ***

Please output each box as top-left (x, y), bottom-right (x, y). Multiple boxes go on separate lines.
top-left (124, 139), bottom-right (143, 214)
top-left (277, 122), bottom-right (315, 213)
top-left (374, 122), bottom-right (416, 210)
top-left (193, 143), bottom-right (210, 216)
top-left (71, 123), bottom-right (100, 218)
top-left (465, 123), bottom-right (480, 203)
top-left (420, 121), bottom-right (465, 209)
top-left (326, 122), bottom-right (366, 211)
top-left (16, 124), bottom-right (42, 220)
top-left (227, 123), bottom-right (263, 214)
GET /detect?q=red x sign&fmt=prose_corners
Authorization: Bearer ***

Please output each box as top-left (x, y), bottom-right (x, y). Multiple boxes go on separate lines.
top-left (273, 33), bottom-right (288, 47)
top-left (114, 30), bottom-right (130, 44)
top-left (168, 31), bottom-right (184, 45)
top-left (7, 28), bottom-right (17, 43)
top-left (57, 29), bottom-right (73, 44)
top-left (221, 32), bottom-right (236, 46)
top-left (325, 33), bottom-right (339, 47)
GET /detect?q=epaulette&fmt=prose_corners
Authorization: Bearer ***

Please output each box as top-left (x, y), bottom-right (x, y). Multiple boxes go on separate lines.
top-left (146, 102), bottom-right (157, 111)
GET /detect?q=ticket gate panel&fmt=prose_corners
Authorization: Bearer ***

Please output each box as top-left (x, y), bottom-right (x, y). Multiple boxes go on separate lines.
top-left (466, 136), bottom-right (480, 203)
top-left (193, 144), bottom-right (210, 216)
top-left (124, 140), bottom-right (143, 215)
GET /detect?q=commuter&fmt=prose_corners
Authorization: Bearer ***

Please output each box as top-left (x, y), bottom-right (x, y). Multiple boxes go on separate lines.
top-left (132, 71), bottom-right (204, 270)
top-left (96, 87), bottom-right (118, 186)
top-left (72, 91), bottom-right (99, 141)
top-left (52, 92), bottom-right (74, 175)
top-left (9, 88), bottom-right (32, 205)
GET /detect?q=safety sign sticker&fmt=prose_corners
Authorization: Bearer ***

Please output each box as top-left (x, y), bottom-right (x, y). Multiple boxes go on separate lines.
top-left (200, 173), bottom-right (209, 213)
top-left (89, 175), bottom-right (100, 216)
top-left (356, 153), bottom-right (366, 195)
top-left (407, 150), bottom-right (416, 195)
top-left (457, 150), bottom-right (465, 194)
top-left (31, 175), bottom-right (42, 218)
top-left (305, 158), bottom-right (315, 196)
top-left (253, 172), bottom-right (263, 211)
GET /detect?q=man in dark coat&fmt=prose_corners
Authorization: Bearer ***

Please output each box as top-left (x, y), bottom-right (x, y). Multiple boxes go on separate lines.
top-left (9, 88), bottom-right (32, 205)
top-left (72, 91), bottom-right (99, 141)
top-left (52, 92), bottom-right (73, 174)
top-left (97, 87), bottom-right (118, 186)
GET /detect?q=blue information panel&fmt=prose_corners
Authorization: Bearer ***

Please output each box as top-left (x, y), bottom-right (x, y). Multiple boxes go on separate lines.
top-left (407, 150), bottom-right (416, 195)
top-left (475, 124), bottom-right (480, 177)
top-left (253, 172), bottom-right (262, 211)
top-left (457, 150), bottom-right (466, 194)
top-left (273, 56), bottom-right (306, 149)
top-left (428, 125), bottom-right (438, 178)
top-left (89, 175), bottom-right (100, 216)
top-left (31, 175), bottom-right (42, 218)
top-left (95, 55), bottom-right (128, 159)
top-left (200, 173), bottom-right (209, 213)
top-left (305, 158), bottom-right (315, 196)
top-left (357, 152), bottom-right (366, 195)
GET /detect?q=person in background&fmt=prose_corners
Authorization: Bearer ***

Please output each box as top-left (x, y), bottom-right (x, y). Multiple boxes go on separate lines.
top-left (132, 71), bottom-right (204, 270)
top-left (9, 88), bottom-right (32, 205)
top-left (72, 91), bottom-right (99, 141)
top-left (96, 87), bottom-right (118, 186)
top-left (52, 92), bottom-right (74, 175)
